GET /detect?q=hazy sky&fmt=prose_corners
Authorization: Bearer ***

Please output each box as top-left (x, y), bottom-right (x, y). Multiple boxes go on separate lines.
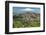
top-left (13, 7), bottom-right (40, 16)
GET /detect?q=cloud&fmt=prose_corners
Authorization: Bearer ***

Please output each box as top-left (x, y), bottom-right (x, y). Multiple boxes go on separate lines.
top-left (20, 8), bottom-right (32, 12)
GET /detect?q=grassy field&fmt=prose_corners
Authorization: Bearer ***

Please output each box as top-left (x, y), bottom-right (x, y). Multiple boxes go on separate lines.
top-left (13, 16), bottom-right (40, 28)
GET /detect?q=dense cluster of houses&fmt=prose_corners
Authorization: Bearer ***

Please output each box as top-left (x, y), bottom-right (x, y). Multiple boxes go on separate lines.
top-left (18, 12), bottom-right (40, 23)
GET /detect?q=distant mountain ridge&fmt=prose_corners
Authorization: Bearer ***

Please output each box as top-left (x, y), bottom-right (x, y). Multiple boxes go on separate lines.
top-left (13, 11), bottom-right (40, 16)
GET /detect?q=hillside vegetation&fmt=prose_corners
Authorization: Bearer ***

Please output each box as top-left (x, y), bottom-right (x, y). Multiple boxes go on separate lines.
top-left (13, 12), bottom-right (40, 28)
